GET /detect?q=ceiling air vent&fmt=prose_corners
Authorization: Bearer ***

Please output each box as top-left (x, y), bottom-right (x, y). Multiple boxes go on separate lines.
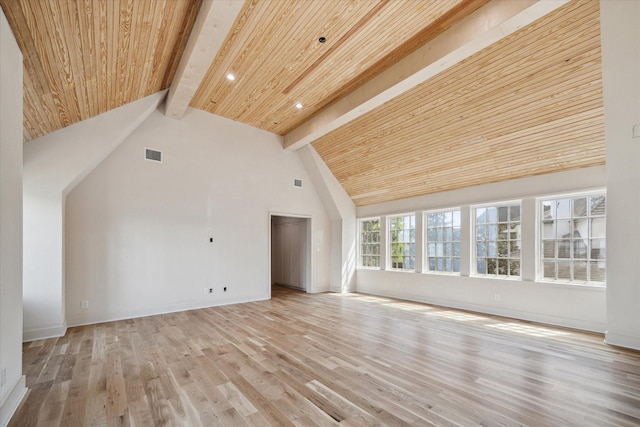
top-left (293, 178), bottom-right (303, 188)
top-left (145, 148), bottom-right (162, 163)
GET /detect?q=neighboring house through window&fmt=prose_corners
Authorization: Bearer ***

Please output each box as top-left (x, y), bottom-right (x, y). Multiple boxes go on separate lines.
top-left (540, 193), bottom-right (606, 284)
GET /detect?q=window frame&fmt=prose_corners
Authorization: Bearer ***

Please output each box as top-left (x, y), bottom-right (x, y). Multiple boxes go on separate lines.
top-left (387, 213), bottom-right (416, 271)
top-left (358, 217), bottom-right (381, 270)
top-left (423, 208), bottom-right (462, 275)
top-left (472, 200), bottom-right (522, 279)
top-left (537, 190), bottom-right (606, 286)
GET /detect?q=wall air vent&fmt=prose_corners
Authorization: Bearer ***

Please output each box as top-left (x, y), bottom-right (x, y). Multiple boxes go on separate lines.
top-left (293, 179), bottom-right (303, 188)
top-left (145, 148), bottom-right (162, 163)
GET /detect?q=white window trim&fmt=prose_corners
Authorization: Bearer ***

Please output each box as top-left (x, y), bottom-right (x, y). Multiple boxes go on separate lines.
top-left (535, 189), bottom-right (606, 286)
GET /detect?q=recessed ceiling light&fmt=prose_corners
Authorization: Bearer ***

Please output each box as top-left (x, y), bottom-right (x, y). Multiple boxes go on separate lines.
top-left (226, 72), bottom-right (235, 81)
top-left (295, 102), bottom-right (303, 109)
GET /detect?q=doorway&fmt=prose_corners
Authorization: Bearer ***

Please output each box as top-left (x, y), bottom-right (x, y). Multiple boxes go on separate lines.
top-left (270, 215), bottom-right (311, 293)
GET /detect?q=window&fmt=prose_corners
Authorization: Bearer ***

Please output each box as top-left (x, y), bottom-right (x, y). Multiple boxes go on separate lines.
top-left (425, 209), bottom-right (461, 273)
top-left (475, 203), bottom-right (521, 277)
top-left (389, 214), bottom-right (415, 270)
top-left (359, 219), bottom-right (381, 268)
top-left (540, 193), bottom-right (606, 284)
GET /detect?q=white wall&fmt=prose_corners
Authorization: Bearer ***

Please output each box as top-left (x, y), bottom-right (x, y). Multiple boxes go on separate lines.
top-left (357, 166), bottom-right (607, 332)
top-left (600, 0), bottom-right (640, 350)
top-left (65, 108), bottom-right (332, 327)
top-left (22, 92), bottom-right (165, 341)
top-left (0, 8), bottom-right (27, 426)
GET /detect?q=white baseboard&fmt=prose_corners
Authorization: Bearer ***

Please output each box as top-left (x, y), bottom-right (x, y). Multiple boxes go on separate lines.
top-left (604, 331), bottom-right (640, 351)
top-left (23, 323), bottom-right (68, 342)
top-left (66, 296), bottom-right (269, 329)
top-left (0, 376), bottom-right (26, 427)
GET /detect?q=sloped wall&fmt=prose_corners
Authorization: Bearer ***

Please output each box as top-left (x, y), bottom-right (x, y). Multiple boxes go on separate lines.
top-left (22, 92), bottom-right (165, 341)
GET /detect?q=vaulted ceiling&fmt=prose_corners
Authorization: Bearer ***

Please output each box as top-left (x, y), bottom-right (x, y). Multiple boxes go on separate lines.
top-left (1, 0), bottom-right (604, 207)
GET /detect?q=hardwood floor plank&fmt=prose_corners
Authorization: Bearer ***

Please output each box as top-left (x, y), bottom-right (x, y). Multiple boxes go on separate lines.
top-left (10, 286), bottom-right (640, 426)
top-left (35, 380), bottom-right (69, 427)
top-left (271, 369), bottom-right (347, 424)
top-left (126, 394), bottom-right (155, 427)
top-left (105, 351), bottom-right (127, 419)
top-left (59, 397), bottom-right (86, 427)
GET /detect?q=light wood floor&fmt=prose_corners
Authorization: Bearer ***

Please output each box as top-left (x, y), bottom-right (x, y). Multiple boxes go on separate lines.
top-left (10, 287), bottom-right (640, 426)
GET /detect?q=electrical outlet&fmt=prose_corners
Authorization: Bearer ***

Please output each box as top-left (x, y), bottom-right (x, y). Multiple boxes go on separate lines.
top-left (81, 300), bottom-right (89, 309)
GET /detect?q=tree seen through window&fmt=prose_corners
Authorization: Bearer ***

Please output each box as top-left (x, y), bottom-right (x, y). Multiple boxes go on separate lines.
top-left (389, 214), bottom-right (415, 270)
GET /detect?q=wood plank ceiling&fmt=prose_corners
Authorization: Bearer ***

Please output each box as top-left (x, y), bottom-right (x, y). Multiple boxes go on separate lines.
top-left (189, 0), bottom-right (485, 135)
top-left (312, 0), bottom-right (605, 206)
top-left (1, 0), bottom-right (605, 207)
top-left (0, 0), bottom-right (202, 141)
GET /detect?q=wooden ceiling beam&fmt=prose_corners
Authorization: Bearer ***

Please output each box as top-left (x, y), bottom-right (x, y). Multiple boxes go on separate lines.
top-left (165, 0), bottom-right (244, 120)
top-left (283, 0), bottom-right (569, 151)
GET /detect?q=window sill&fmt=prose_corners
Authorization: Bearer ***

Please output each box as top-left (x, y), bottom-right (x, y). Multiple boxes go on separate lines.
top-left (423, 271), bottom-right (461, 277)
top-left (386, 268), bottom-right (416, 273)
top-left (471, 274), bottom-right (522, 282)
top-left (534, 279), bottom-right (606, 290)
